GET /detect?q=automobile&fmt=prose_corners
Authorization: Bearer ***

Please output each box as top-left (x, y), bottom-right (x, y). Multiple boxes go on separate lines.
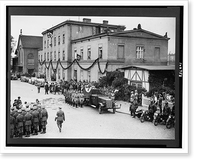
top-left (83, 87), bottom-right (121, 114)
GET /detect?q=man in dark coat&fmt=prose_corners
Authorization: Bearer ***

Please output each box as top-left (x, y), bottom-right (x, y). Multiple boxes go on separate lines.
top-left (24, 107), bottom-right (33, 137)
top-left (45, 82), bottom-right (49, 95)
top-left (32, 105), bottom-right (40, 135)
top-left (55, 107), bottom-right (65, 132)
top-left (15, 109), bottom-right (24, 138)
top-left (40, 105), bottom-right (48, 134)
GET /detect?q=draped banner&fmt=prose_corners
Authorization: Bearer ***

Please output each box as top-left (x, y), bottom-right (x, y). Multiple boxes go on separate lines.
top-left (38, 57), bottom-right (109, 74)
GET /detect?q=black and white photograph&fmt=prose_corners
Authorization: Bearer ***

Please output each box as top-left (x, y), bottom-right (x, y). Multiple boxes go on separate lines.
top-left (1, 2), bottom-right (188, 153)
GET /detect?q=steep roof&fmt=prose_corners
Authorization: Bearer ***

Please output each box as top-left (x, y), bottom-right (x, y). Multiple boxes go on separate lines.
top-left (72, 28), bottom-right (170, 43)
top-left (17, 35), bottom-right (43, 49)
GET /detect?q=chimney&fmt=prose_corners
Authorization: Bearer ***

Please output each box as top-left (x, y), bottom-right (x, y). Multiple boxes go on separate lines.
top-left (83, 18), bottom-right (91, 23)
top-left (20, 29), bottom-right (22, 35)
top-left (103, 20), bottom-right (108, 24)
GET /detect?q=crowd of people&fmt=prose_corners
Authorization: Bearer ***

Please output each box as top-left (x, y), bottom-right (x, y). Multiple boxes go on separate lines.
top-left (129, 90), bottom-right (175, 126)
top-left (10, 97), bottom-right (48, 138)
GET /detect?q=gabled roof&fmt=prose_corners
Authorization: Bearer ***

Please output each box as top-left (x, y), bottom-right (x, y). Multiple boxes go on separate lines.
top-left (71, 28), bottom-right (170, 43)
top-left (16, 35), bottom-right (43, 49)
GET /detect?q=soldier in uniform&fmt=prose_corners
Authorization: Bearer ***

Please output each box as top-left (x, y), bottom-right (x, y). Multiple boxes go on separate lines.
top-left (15, 109), bottom-right (24, 138)
top-left (55, 107), bottom-right (65, 132)
top-left (74, 91), bottom-right (79, 108)
top-left (21, 106), bottom-right (27, 135)
top-left (79, 91), bottom-right (85, 108)
top-left (37, 104), bottom-right (42, 132)
top-left (32, 105), bottom-right (39, 135)
top-left (24, 107), bottom-right (33, 137)
top-left (10, 111), bottom-right (15, 138)
top-left (40, 105), bottom-right (48, 134)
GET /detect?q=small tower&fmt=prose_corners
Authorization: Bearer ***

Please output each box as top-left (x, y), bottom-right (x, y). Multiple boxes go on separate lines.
top-left (20, 29), bottom-right (22, 35)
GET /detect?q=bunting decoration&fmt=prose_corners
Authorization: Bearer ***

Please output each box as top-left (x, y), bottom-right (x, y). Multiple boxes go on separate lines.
top-left (38, 57), bottom-right (109, 74)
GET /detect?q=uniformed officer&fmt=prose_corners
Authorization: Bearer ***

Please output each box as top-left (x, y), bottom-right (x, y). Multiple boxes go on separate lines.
top-left (40, 105), bottom-right (48, 134)
top-left (10, 111), bottom-right (15, 138)
top-left (55, 107), bottom-right (65, 132)
top-left (15, 109), bottom-right (24, 138)
top-left (32, 105), bottom-right (39, 135)
top-left (24, 107), bottom-right (33, 137)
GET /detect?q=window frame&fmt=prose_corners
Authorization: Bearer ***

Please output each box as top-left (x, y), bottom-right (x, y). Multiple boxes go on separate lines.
top-left (117, 44), bottom-right (125, 59)
top-left (98, 45), bottom-right (103, 59)
top-left (136, 45), bottom-right (145, 59)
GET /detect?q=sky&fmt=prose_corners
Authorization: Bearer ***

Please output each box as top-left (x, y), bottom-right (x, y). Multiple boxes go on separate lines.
top-left (11, 16), bottom-right (175, 54)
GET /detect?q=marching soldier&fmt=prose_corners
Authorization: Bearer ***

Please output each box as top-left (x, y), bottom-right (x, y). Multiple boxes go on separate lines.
top-left (32, 105), bottom-right (39, 135)
top-left (55, 107), bottom-right (65, 132)
top-left (24, 107), bottom-right (33, 137)
top-left (15, 109), bottom-right (24, 138)
top-left (40, 105), bottom-right (48, 134)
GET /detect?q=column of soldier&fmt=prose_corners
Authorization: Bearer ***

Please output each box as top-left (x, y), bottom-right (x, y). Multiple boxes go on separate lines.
top-left (64, 89), bottom-right (85, 108)
top-left (10, 97), bottom-right (48, 138)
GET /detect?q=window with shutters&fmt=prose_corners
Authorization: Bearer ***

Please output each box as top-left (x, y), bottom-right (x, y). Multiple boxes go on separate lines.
top-left (117, 44), bottom-right (125, 59)
top-left (50, 52), bottom-right (52, 61)
top-left (47, 52), bottom-right (49, 61)
top-left (58, 51), bottom-right (60, 60)
top-left (74, 49), bottom-right (77, 59)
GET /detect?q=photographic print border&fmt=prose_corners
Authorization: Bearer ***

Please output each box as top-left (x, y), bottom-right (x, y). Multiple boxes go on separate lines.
top-left (0, 1), bottom-right (188, 153)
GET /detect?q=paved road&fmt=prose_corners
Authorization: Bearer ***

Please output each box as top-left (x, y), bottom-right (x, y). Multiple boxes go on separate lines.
top-left (10, 80), bottom-right (175, 139)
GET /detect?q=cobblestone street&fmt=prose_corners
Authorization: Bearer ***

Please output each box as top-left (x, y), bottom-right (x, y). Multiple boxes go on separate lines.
top-left (11, 80), bottom-right (175, 139)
